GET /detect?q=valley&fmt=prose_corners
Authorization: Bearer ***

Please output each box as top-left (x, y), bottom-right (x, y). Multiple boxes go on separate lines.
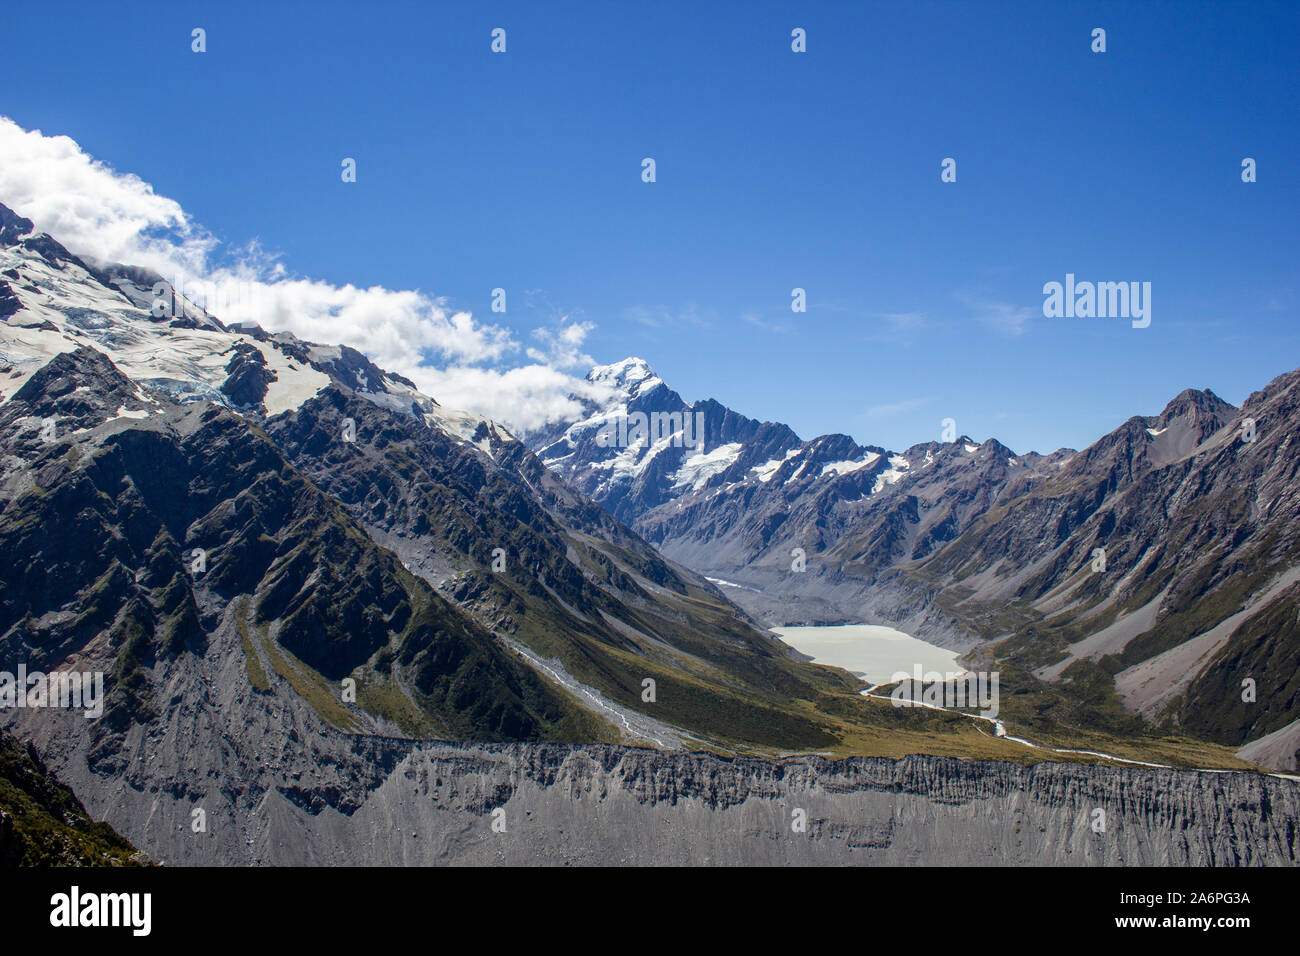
top-left (2, 0), bottom-right (1297, 885)
top-left (0, 198), bottom-right (1294, 866)
top-left (531, 356), bottom-right (1300, 776)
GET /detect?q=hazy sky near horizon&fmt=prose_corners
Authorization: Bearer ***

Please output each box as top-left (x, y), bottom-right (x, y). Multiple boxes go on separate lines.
top-left (1, 0), bottom-right (1297, 453)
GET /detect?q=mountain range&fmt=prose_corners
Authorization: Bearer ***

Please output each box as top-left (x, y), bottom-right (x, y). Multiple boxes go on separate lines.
top-left (0, 199), bottom-right (927, 757)
top-left (530, 356), bottom-right (1300, 771)
top-left (0, 197), bottom-right (1296, 866)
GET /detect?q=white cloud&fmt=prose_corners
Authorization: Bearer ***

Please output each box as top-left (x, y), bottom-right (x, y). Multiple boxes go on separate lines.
top-left (740, 312), bottom-right (790, 334)
top-left (880, 311), bottom-right (926, 331)
top-left (210, 275), bottom-right (515, 368)
top-left (526, 320), bottom-right (595, 369)
top-left (0, 117), bottom-right (211, 276)
top-left (406, 364), bottom-right (608, 434)
top-left (623, 303), bottom-right (714, 329)
top-left (0, 115), bottom-right (596, 431)
top-left (959, 293), bottom-right (1034, 337)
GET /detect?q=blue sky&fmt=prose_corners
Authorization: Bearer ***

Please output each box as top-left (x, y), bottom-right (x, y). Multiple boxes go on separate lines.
top-left (2, 0), bottom-right (1297, 453)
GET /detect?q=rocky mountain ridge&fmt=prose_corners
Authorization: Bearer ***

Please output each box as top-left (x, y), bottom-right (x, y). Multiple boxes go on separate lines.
top-left (0, 199), bottom-right (940, 769)
top-left (533, 357), bottom-right (1300, 772)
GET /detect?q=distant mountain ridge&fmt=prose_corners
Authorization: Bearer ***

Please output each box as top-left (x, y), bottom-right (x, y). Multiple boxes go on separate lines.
top-left (532, 356), bottom-right (1300, 770)
top-left (528, 356), bottom-right (1075, 626)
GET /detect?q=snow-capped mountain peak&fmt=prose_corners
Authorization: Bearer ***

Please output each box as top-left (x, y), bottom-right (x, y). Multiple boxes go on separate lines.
top-left (0, 200), bottom-right (512, 457)
top-left (587, 355), bottom-right (665, 399)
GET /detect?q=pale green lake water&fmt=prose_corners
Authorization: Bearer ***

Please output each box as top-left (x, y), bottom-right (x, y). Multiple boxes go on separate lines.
top-left (771, 624), bottom-right (965, 685)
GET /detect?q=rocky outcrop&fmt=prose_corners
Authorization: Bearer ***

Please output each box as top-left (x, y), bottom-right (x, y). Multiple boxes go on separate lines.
top-left (219, 342), bottom-right (276, 409)
top-left (13, 676), bottom-right (1297, 866)
top-left (0, 728), bottom-right (146, 866)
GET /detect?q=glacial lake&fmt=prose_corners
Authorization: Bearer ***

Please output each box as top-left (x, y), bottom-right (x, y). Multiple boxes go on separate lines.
top-left (771, 624), bottom-right (966, 685)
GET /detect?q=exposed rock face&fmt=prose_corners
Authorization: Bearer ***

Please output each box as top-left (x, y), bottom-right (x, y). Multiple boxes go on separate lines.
top-left (0, 346), bottom-right (619, 746)
top-left (0, 279), bottom-right (19, 320)
top-left (907, 370), bottom-right (1300, 753)
top-left (12, 682), bottom-right (1296, 866)
top-left (0, 202), bottom-right (910, 852)
top-left (529, 358), bottom-right (810, 526)
top-left (219, 342), bottom-right (276, 410)
top-left (0, 205), bottom-right (878, 755)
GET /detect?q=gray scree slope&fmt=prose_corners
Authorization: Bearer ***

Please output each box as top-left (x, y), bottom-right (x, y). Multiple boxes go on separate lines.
top-left (10, 673), bottom-right (1296, 867)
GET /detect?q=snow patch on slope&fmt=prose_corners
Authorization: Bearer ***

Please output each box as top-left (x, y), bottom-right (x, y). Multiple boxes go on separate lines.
top-left (248, 339), bottom-right (331, 416)
top-left (871, 454), bottom-right (910, 493)
top-left (673, 442), bottom-right (742, 491)
top-left (752, 448), bottom-right (800, 483)
top-left (820, 451), bottom-right (880, 478)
